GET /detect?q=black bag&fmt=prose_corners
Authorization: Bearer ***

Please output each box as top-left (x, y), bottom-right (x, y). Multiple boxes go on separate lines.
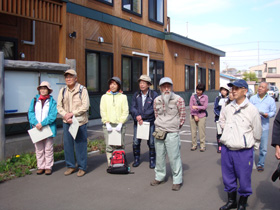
top-left (194, 94), bottom-right (208, 117)
top-left (107, 150), bottom-right (130, 174)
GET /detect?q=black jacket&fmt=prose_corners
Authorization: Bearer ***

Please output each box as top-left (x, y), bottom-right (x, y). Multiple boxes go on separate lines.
top-left (130, 89), bottom-right (158, 125)
top-left (272, 108), bottom-right (280, 147)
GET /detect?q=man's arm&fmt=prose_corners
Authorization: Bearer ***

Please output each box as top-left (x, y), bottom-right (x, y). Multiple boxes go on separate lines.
top-left (177, 97), bottom-right (186, 128)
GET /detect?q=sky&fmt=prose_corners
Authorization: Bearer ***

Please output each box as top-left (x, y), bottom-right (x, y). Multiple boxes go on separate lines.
top-left (167, 0), bottom-right (280, 72)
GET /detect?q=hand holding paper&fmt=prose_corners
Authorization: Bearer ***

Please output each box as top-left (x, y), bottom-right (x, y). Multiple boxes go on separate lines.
top-left (116, 123), bottom-right (123, 132)
top-left (106, 123), bottom-right (112, 132)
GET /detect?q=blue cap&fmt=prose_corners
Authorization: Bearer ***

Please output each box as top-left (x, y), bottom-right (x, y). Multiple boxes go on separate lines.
top-left (228, 79), bottom-right (248, 89)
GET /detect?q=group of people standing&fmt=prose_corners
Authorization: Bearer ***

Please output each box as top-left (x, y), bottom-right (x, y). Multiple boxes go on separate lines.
top-left (28, 70), bottom-right (280, 208)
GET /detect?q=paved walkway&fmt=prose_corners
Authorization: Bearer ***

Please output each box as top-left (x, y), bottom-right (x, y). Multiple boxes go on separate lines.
top-left (1, 103), bottom-right (280, 210)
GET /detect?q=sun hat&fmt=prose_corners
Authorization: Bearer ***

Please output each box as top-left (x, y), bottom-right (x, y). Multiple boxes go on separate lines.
top-left (138, 75), bottom-right (152, 85)
top-left (228, 79), bottom-right (248, 89)
top-left (37, 81), bottom-right (53, 94)
top-left (64, 69), bottom-right (77, 76)
top-left (159, 77), bottom-right (173, 86)
top-left (220, 85), bottom-right (230, 92)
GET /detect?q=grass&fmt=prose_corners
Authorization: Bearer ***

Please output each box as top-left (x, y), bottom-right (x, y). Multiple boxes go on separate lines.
top-left (0, 137), bottom-right (106, 183)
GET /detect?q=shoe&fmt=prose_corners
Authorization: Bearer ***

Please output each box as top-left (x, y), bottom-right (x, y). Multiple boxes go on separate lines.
top-left (77, 169), bottom-right (86, 177)
top-left (45, 169), bottom-right (52, 175)
top-left (200, 148), bottom-right (206, 152)
top-left (172, 184), bottom-right (181, 191)
top-left (257, 166), bottom-right (264, 172)
top-left (37, 169), bottom-right (45, 175)
top-left (219, 191), bottom-right (237, 210)
top-left (64, 168), bottom-right (76, 176)
top-left (150, 180), bottom-right (164, 186)
top-left (191, 146), bottom-right (197, 151)
top-left (132, 156), bottom-right (140, 167)
top-left (237, 196), bottom-right (248, 210)
top-left (217, 146), bottom-right (221, 153)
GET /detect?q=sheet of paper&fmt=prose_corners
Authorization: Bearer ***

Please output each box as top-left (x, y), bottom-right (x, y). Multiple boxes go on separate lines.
top-left (28, 125), bottom-right (53, 144)
top-left (108, 128), bottom-right (122, 146)
top-left (137, 122), bottom-right (150, 140)
top-left (216, 121), bottom-right (222, 135)
top-left (69, 116), bottom-right (79, 139)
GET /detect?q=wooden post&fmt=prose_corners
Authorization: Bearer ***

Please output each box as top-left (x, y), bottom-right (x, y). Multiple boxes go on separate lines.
top-left (59, 2), bottom-right (67, 64)
top-left (0, 52), bottom-right (5, 161)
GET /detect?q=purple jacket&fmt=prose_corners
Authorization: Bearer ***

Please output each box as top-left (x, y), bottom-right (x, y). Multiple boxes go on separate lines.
top-left (189, 94), bottom-right (208, 118)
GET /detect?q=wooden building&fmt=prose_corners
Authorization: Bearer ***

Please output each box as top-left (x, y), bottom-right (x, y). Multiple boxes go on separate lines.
top-left (0, 0), bottom-right (225, 121)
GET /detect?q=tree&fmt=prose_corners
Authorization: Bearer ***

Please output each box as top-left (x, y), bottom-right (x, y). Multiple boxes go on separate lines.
top-left (243, 72), bottom-right (258, 82)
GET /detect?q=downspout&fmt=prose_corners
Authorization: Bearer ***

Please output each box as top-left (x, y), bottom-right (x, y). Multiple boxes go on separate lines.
top-left (132, 52), bottom-right (150, 76)
top-left (22, 21), bottom-right (36, 45)
top-left (194, 63), bottom-right (199, 94)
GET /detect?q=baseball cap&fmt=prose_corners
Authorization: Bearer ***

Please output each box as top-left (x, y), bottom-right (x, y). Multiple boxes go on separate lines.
top-left (64, 69), bottom-right (77, 76)
top-left (228, 79), bottom-right (248, 89)
top-left (159, 77), bottom-right (173, 86)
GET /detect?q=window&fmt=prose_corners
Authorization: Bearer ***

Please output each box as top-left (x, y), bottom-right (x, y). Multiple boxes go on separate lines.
top-left (198, 67), bottom-right (206, 86)
top-left (185, 65), bottom-right (195, 91)
top-left (149, 0), bottom-right (164, 24)
top-left (255, 70), bottom-right (262, 78)
top-left (86, 50), bottom-right (113, 93)
top-left (268, 67), bottom-right (277, 73)
top-left (96, 0), bottom-right (113, 5)
top-left (122, 0), bottom-right (142, 16)
top-left (208, 69), bottom-right (215, 90)
top-left (122, 56), bottom-right (142, 92)
top-left (149, 60), bottom-right (164, 91)
top-left (0, 37), bottom-right (18, 60)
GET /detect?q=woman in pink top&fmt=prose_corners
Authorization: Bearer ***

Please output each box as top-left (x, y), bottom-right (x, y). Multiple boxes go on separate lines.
top-left (189, 83), bottom-right (208, 152)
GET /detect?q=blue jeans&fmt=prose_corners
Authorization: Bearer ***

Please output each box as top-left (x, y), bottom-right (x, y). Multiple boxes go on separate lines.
top-left (133, 123), bottom-right (155, 149)
top-left (63, 123), bottom-right (88, 171)
top-left (257, 129), bottom-right (269, 167)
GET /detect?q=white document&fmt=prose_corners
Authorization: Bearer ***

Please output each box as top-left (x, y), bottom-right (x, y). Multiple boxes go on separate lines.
top-left (136, 122), bottom-right (150, 140)
top-left (28, 125), bottom-right (53, 144)
top-left (216, 121), bottom-right (222, 135)
top-left (108, 128), bottom-right (122, 146)
top-left (69, 116), bottom-right (79, 139)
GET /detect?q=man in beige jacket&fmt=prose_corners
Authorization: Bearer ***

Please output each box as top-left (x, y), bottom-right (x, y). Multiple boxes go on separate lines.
top-left (57, 69), bottom-right (90, 177)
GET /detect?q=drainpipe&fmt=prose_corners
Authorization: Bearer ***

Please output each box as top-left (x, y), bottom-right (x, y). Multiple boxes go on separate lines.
top-left (132, 52), bottom-right (150, 76)
top-left (22, 21), bottom-right (36, 45)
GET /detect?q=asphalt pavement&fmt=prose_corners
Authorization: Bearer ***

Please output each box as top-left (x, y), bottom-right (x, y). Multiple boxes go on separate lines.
top-left (0, 103), bottom-right (280, 210)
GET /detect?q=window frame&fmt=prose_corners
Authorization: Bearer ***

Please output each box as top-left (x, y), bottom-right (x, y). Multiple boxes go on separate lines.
top-left (268, 67), bottom-right (277, 74)
top-left (121, 55), bottom-right (143, 93)
top-left (208, 69), bottom-right (216, 90)
top-left (149, 59), bottom-right (164, 91)
top-left (185, 65), bottom-right (195, 91)
top-left (122, 0), bottom-right (143, 17)
top-left (0, 36), bottom-right (18, 60)
top-left (148, 0), bottom-right (164, 25)
top-left (95, 0), bottom-right (114, 6)
top-left (85, 49), bottom-right (113, 95)
top-left (198, 67), bottom-right (206, 86)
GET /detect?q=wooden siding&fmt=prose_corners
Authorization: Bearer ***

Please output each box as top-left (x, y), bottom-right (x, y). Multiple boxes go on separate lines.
top-left (70, 0), bottom-right (167, 32)
top-left (0, 13), bottom-right (59, 62)
top-left (0, 0), bottom-right (63, 25)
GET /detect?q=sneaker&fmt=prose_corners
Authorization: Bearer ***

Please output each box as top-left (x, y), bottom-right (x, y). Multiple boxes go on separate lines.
top-left (172, 184), bottom-right (181, 191)
top-left (257, 166), bottom-right (264, 172)
top-left (150, 180), bottom-right (165, 186)
top-left (64, 168), bottom-right (76, 176)
top-left (37, 169), bottom-right (45, 175)
top-left (200, 148), bottom-right (206, 152)
top-left (77, 169), bottom-right (86, 177)
top-left (45, 169), bottom-right (52, 175)
top-left (190, 146), bottom-right (197, 151)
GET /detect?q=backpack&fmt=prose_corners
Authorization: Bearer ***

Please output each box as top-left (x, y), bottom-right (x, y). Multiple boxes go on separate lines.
top-left (107, 150), bottom-right (130, 174)
top-left (61, 85), bottom-right (91, 116)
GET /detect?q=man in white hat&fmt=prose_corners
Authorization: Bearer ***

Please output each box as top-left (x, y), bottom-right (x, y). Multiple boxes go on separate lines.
top-left (57, 69), bottom-right (90, 177)
top-left (130, 75), bottom-right (158, 169)
top-left (150, 77), bottom-right (186, 191)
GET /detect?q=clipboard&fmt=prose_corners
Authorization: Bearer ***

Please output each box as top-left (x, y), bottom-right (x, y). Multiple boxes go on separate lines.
top-left (108, 128), bottom-right (122, 146)
top-left (28, 125), bottom-right (53, 144)
top-left (136, 122), bottom-right (150, 140)
top-left (69, 116), bottom-right (79, 139)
